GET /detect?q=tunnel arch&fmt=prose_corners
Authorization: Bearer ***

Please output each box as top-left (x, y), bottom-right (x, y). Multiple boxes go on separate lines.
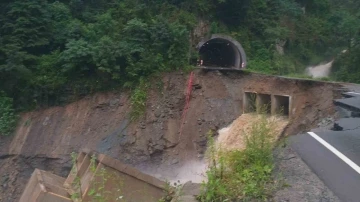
top-left (197, 34), bottom-right (247, 69)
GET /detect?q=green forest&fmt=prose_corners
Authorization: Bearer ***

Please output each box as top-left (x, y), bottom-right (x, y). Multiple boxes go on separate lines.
top-left (0, 0), bottom-right (359, 135)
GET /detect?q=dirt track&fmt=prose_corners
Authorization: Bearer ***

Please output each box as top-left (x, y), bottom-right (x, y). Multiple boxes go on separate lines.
top-left (0, 70), bottom-right (342, 201)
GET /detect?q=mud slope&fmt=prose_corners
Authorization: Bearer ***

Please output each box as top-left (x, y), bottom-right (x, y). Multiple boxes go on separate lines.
top-left (0, 71), bottom-right (341, 201)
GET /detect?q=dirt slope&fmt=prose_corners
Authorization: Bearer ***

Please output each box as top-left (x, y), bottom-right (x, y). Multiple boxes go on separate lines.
top-left (217, 114), bottom-right (289, 151)
top-left (0, 70), bottom-right (341, 201)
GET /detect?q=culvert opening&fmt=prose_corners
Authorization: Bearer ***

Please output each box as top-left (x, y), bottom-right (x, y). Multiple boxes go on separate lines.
top-left (243, 92), bottom-right (257, 113)
top-left (199, 38), bottom-right (238, 68)
top-left (273, 95), bottom-right (290, 117)
top-left (257, 94), bottom-right (272, 114)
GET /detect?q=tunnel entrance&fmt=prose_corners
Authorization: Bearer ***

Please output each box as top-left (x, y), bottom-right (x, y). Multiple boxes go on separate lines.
top-left (199, 38), bottom-right (236, 68)
top-left (197, 34), bottom-right (247, 69)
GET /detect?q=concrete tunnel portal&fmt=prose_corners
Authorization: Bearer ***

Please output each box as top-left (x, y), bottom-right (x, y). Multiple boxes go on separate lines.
top-left (198, 34), bottom-right (247, 69)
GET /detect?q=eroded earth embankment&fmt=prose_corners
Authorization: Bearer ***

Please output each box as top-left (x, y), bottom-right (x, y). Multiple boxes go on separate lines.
top-left (0, 70), bottom-right (341, 201)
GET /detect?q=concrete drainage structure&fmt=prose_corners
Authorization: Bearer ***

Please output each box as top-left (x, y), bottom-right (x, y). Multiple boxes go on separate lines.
top-left (197, 34), bottom-right (247, 69)
top-left (243, 92), bottom-right (292, 117)
top-left (19, 151), bottom-right (167, 202)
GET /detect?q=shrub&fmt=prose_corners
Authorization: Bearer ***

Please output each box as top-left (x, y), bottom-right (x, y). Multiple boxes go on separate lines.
top-left (0, 92), bottom-right (17, 136)
top-left (199, 116), bottom-right (277, 201)
top-left (130, 78), bottom-right (148, 120)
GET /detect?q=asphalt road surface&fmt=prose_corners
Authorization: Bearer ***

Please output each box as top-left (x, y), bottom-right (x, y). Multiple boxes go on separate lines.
top-left (290, 90), bottom-right (360, 202)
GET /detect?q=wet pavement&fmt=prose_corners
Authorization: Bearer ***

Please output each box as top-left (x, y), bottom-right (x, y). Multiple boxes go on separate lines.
top-left (290, 85), bottom-right (360, 202)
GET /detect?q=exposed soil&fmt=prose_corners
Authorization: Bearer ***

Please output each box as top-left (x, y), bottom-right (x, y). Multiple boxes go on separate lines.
top-left (0, 70), bottom-right (342, 201)
top-left (217, 114), bottom-right (288, 151)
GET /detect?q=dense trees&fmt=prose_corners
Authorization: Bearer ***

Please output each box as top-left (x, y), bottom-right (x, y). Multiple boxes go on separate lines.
top-left (0, 0), bottom-right (358, 114)
top-left (331, 0), bottom-right (360, 83)
top-left (0, 0), bottom-right (191, 110)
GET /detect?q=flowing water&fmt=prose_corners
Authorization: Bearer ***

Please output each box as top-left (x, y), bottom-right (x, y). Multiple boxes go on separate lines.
top-left (305, 60), bottom-right (334, 78)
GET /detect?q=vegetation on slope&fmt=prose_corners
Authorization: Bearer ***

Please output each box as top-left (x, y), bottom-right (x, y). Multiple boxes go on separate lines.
top-left (0, 0), bottom-right (359, 135)
top-left (199, 116), bottom-right (279, 201)
top-left (0, 92), bottom-right (17, 136)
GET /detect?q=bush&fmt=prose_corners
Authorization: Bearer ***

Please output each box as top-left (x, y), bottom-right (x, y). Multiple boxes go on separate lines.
top-left (0, 92), bottom-right (17, 136)
top-left (199, 116), bottom-right (277, 201)
top-left (130, 78), bottom-right (148, 120)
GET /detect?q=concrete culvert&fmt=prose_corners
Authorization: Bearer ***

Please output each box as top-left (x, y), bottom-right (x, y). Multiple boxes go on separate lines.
top-left (198, 34), bottom-right (247, 69)
top-left (256, 94), bottom-right (272, 114)
top-left (272, 95), bottom-right (290, 117)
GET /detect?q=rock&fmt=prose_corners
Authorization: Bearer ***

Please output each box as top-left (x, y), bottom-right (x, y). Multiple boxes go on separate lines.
top-left (193, 84), bottom-right (202, 89)
top-left (182, 182), bottom-right (201, 196)
top-left (95, 102), bottom-right (109, 109)
top-left (196, 139), bottom-right (207, 147)
top-left (332, 123), bottom-right (343, 131)
top-left (172, 159), bottom-right (179, 165)
top-left (1, 175), bottom-right (9, 185)
top-left (127, 135), bottom-right (136, 144)
top-left (154, 111), bottom-right (161, 118)
top-left (109, 99), bottom-right (120, 107)
top-left (42, 117), bottom-right (50, 126)
top-left (275, 39), bottom-right (286, 55)
top-left (154, 145), bottom-right (164, 151)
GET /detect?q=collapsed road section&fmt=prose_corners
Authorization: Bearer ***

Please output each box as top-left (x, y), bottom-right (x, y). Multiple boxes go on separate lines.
top-left (290, 90), bottom-right (360, 202)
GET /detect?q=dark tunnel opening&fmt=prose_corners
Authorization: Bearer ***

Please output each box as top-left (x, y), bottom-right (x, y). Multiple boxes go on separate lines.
top-left (199, 38), bottom-right (238, 68)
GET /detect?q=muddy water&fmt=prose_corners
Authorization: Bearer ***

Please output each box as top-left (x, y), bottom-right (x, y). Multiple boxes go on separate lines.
top-left (217, 114), bottom-right (288, 151)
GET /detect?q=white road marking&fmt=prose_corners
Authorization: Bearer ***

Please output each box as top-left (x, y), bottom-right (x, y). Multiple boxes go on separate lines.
top-left (308, 132), bottom-right (360, 175)
top-left (348, 92), bottom-right (360, 95)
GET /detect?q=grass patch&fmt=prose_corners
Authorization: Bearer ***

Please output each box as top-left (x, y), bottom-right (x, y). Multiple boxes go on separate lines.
top-left (130, 78), bottom-right (148, 120)
top-left (199, 115), bottom-right (278, 201)
top-left (285, 73), bottom-right (313, 79)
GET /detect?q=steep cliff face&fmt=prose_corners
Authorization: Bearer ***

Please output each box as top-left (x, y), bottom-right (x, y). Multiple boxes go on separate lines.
top-left (0, 70), bottom-right (341, 201)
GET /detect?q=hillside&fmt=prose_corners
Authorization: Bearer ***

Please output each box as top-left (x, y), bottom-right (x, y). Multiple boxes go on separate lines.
top-left (0, 1), bottom-right (360, 201)
top-left (0, 70), bottom-right (342, 201)
top-left (0, 0), bottom-right (359, 114)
